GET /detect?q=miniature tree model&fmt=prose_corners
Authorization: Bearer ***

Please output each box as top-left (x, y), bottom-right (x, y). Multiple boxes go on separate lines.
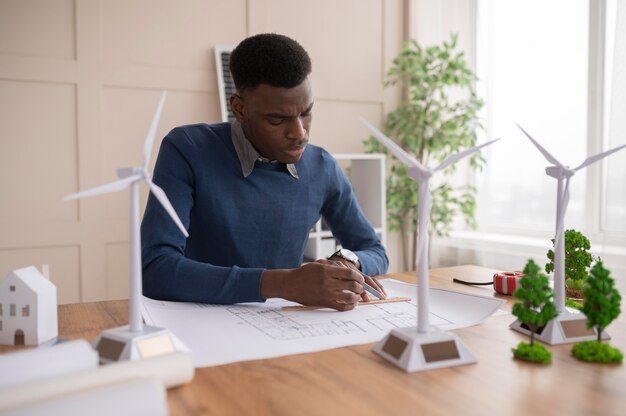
top-left (571, 261), bottom-right (623, 363)
top-left (511, 259), bottom-right (557, 364)
top-left (546, 229), bottom-right (593, 300)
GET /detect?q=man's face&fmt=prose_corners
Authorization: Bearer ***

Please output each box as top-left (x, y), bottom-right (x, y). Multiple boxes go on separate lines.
top-left (231, 78), bottom-right (313, 164)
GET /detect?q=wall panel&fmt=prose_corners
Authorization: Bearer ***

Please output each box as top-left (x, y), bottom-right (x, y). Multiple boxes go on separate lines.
top-left (269, 0), bottom-right (384, 103)
top-left (0, 245), bottom-right (80, 304)
top-left (0, 0), bottom-right (75, 59)
top-left (104, 241), bottom-right (130, 300)
top-left (0, 80), bottom-right (78, 223)
top-left (101, 0), bottom-right (247, 70)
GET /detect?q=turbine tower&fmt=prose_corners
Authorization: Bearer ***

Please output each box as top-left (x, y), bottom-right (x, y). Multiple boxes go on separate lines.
top-left (65, 91), bottom-right (189, 363)
top-left (510, 124), bottom-right (626, 344)
top-left (361, 117), bottom-right (498, 372)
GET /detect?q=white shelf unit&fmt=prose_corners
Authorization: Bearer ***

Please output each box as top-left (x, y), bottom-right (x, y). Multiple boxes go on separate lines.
top-left (304, 153), bottom-right (386, 261)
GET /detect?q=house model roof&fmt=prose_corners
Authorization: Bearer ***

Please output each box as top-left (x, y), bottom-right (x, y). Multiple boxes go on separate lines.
top-left (2, 266), bottom-right (55, 294)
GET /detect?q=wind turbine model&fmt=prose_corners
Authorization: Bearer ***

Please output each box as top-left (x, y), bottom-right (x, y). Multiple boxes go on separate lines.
top-left (511, 125), bottom-right (626, 344)
top-left (361, 118), bottom-right (499, 372)
top-left (65, 91), bottom-right (189, 363)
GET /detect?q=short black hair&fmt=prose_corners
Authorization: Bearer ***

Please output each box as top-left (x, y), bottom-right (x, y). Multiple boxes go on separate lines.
top-left (230, 33), bottom-right (312, 92)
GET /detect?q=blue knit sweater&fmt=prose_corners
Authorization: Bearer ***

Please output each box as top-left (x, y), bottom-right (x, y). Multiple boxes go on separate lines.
top-left (141, 122), bottom-right (388, 304)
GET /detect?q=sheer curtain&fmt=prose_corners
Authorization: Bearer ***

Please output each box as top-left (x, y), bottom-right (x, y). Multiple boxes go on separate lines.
top-left (605, 0), bottom-right (626, 235)
top-left (599, 0), bottom-right (626, 291)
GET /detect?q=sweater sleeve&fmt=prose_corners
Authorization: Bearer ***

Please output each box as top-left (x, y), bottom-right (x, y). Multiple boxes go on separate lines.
top-left (141, 130), bottom-right (265, 304)
top-left (320, 154), bottom-right (389, 276)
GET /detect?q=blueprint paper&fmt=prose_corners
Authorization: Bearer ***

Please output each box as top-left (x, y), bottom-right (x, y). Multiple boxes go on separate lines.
top-left (141, 279), bottom-right (504, 368)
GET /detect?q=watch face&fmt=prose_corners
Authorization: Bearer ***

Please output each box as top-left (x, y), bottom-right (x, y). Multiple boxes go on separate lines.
top-left (339, 249), bottom-right (358, 263)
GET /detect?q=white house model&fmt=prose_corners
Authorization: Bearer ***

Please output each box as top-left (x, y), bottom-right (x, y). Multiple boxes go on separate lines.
top-left (0, 266), bottom-right (58, 346)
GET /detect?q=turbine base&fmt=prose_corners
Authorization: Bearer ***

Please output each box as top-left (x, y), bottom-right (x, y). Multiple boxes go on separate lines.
top-left (93, 325), bottom-right (188, 364)
top-left (510, 310), bottom-right (610, 345)
top-left (373, 326), bottom-right (476, 372)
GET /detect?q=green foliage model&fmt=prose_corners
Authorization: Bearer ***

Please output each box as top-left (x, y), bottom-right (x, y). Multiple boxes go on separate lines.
top-left (511, 259), bottom-right (558, 364)
top-left (546, 229), bottom-right (593, 295)
top-left (364, 33), bottom-right (484, 270)
top-left (572, 341), bottom-right (623, 363)
top-left (521, 258), bottom-right (542, 277)
top-left (582, 261), bottom-right (621, 343)
top-left (572, 261), bottom-right (623, 363)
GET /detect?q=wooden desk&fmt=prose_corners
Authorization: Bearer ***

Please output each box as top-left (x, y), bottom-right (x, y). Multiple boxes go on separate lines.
top-left (3, 265), bottom-right (625, 415)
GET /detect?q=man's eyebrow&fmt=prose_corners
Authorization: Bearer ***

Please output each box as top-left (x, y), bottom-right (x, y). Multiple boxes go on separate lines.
top-left (266, 102), bottom-right (315, 118)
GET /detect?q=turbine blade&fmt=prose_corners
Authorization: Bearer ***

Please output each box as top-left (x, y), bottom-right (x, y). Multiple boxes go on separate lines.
top-left (143, 91), bottom-right (168, 171)
top-left (359, 117), bottom-right (427, 173)
top-left (435, 138), bottom-right (500, 172)
top-left (517, 124), bottom-right (564, 167)
top-left (574, 143), bottom-right (626, 171)
top-left (63, 175), bottom-right (140, 200)
top-left (146, 179), bottom-right (189, 237)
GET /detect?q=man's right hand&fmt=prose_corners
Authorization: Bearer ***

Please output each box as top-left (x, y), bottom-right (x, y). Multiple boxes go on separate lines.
top-left (260, 262), bottom-right (365, 311)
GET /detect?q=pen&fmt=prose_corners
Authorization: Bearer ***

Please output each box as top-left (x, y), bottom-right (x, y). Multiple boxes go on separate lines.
top-left (361, 279), bottom-right (386, 300)
top-left (329, 259), bottom-right (386, 300)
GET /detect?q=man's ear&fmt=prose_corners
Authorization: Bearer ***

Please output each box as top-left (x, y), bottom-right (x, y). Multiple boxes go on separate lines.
top-left (230, 94), bottom-right (245, 122)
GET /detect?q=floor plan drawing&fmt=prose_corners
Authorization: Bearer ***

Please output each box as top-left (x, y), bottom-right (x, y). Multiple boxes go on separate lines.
top-left (226, 306), bottom-right (369, 340)
top-left (142, 279), bottom-right (504, 367)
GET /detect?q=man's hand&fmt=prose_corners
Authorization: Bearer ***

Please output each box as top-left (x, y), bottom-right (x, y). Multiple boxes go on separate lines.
top-left (260, 262), bottom-right (366, 311)
top-left (321, 258), bottom-right (387, 302)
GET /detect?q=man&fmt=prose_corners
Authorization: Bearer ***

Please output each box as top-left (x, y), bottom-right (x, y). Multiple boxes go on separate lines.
top-left (141, 33), bottom-right (388, 311)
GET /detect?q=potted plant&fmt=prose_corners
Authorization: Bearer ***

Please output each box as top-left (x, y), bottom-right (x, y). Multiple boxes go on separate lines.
top-left (571, 261), bottom-right (623, 363)
top-left (545, 229), bottom-right (593, 302)
top-left (364, 33), bottom-right (485, 270)
top-left (511, 259), bottom-right (557, 364)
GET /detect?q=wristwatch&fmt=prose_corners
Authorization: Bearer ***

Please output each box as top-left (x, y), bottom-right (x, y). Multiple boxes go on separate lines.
top-left (329, 248), bottom-right (361, 270)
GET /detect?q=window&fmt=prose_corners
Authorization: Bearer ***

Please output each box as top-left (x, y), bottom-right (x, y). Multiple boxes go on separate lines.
top-left (22, 305), bottom-right (29, 317)
top-left (475, 0), bottom-right (624, 247)
top-left (0, 303), bottom-right (2, 316)
top-left (10, 285), bottom-right (15, 292)
top-left (10, 304), bottom-right (15, 316)
top-left (0, 319), bottom-right (2, 331)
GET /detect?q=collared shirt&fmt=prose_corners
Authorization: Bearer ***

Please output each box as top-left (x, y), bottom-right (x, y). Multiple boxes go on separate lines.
top-left (230, 121), bottom-right (299, 179)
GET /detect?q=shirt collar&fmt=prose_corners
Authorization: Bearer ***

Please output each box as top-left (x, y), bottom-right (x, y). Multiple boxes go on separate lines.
top-left (230, 121), bottom-right (299, 179)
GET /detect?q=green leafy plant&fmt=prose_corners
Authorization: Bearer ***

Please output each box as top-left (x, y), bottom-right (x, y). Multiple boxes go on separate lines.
top-left (511, 259), bottom-right (557, 364)
top-left (364, 33), bottom-right (485, 270)
top-left (546, 229), bottom-right (593, 299)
